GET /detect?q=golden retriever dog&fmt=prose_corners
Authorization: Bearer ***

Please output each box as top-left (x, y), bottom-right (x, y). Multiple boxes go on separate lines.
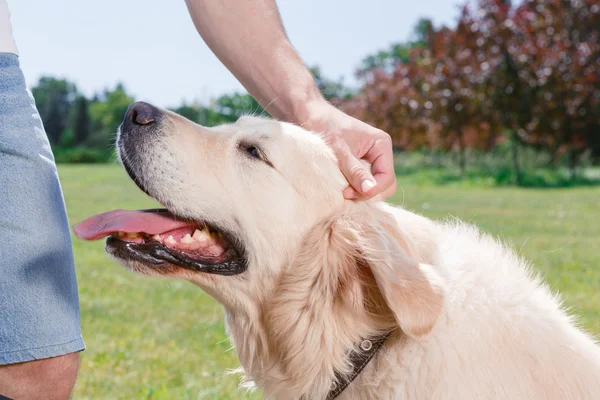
top-left (75, 102), bottom-right (600, 399)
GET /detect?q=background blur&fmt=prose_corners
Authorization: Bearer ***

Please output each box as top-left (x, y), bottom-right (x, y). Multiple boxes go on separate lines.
top-left (9, 0), bottom-right (600, 398)
top-left (11, 0), bottom-right (599, 186)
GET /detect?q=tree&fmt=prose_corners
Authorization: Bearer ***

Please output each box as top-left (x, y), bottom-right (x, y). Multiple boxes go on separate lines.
top-left (426, 12), bottom-right (502, 174)
top-left (341, 52), bottom-right (432, 151)
top-left (31, 77), bottom-right (78, 146)
top-left (344, 0), bottom-right (598, 180)
top-left (358, 18), bottom-right (434, 76)
top-left (72, 96), bottom-right (91, 146)
top-left (208, 93), bottom-right (266, 124)
top-left (410, 17), bottom-right (434, 46)
top-left (345, 8), bottom-right (500, 174)
top-left (477, 0), bottom-right (599, 178)
top-left (171, 102), bottom-right (205, 124)
top-left (359, 43), bottom-right (411, 75)
top-left (309, 66), bottom-right (353, 102)
top-left (522, 0), bottom-right (599, 174)
top-left (88, 83), bottom-right (135, 149)
top-left (467, 0), bottom-right (531, 183)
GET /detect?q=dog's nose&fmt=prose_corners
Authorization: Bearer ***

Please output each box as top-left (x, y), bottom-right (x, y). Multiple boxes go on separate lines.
top-left (127, 101), bottom-right (160, 126)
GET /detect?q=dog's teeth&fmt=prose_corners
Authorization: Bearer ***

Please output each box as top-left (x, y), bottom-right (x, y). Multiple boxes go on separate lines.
top-left (165, 235), bottom-right (177, 246)
top-left (152, 234), bottom-right (161, 242)
top-left (193, 228), bottom-right (210, 241)
top-left (126, 232), bottom-right (139, 239)
top-left (180, 234), bottom-right (194, 244)
top-left (116, 232), bottom-right (125, 238)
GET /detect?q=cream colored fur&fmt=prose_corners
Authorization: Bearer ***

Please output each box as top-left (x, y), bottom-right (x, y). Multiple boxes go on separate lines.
top-left (115, 111), bottom-right (600, 400)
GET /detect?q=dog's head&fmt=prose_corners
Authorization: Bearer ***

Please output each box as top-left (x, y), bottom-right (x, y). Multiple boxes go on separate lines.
top-left (74, 102), bottom-right (445, 398)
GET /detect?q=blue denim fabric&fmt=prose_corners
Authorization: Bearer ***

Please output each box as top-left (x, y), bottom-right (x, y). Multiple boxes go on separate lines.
top-left (0, 53), bottom-right (85, 365)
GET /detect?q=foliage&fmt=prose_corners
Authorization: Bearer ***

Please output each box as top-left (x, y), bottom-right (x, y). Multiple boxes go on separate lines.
top-left (53, 146), bottom-right (114, 164)
top-left (31, 76), bottom-right (78, 146)
top-left (33, 86), bottom-right (269, 163)
top-left (394, 147), bottom-right (600, 188)
top-left (170, 102), bottom-right (205, 124)
top-left (340, 0), bottom-right (599, 182)
top-left (475, 0), bottom-right (600, 180)
top-left (210, 92), bottom-right (266, 122)
top-left (358, 18), bottom-right (433, 74)
top-left (310, 66), bottom-right (354, 101)
top-left (72, 95), bottom-right (91, 146)
top-left (170, 93), bottom-right (267, 126)
top-left (87, 84), bottom-right (135, 151)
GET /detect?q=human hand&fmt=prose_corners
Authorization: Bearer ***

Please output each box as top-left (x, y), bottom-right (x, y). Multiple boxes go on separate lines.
top-left (300, 100), bottom-right (397, 201)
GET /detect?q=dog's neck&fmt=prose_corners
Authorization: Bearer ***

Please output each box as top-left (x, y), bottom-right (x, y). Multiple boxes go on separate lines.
top-left (226, 209), bottom-right (399, 399)
top-left (226, 300), bottom-right (395, 400)
top-left (323, 329), bottom-right (395, 400)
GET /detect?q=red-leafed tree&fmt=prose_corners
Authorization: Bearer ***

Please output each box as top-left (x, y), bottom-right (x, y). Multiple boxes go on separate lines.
top-left (477, 0), bottom-right (599, 177)
top-left (343, 7), bottom-right (502, 174)
top-left (423, 7), bottom-right (502, 174)
top-left (338, 0), bottom-right (599, 179)
top-left (340, 51), bottom-right (432, 151)
top-left (518, 0), bottom-right (600, 173)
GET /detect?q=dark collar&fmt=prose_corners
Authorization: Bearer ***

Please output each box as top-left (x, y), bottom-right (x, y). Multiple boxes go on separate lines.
top-left (326, 330), bottom-right (394, 400)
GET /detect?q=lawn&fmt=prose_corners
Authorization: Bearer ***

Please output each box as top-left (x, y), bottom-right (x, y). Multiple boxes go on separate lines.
top-left (60, 164), bottom-right (600, 399)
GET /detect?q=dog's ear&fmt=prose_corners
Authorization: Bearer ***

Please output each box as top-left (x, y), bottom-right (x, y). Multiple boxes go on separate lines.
top-left (262, 205), bottom-right (445, 397)
top-left (351, 206), bottom-right (446, 339)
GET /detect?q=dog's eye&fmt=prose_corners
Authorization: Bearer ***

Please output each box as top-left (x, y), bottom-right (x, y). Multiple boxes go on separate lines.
top-left (238, 141), bottom-right (273, 167)
top-left (246, 145), bottom-right (261, 159)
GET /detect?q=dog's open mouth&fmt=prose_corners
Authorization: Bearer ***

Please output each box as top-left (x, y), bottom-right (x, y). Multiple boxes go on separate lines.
top-left (73, 208), bottom-right (247, 275)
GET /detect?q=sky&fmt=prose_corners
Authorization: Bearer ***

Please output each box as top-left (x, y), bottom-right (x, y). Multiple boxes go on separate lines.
top-left (10, 0), bottom-right (465, 108)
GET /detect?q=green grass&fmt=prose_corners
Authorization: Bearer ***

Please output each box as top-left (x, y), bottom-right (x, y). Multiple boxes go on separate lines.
top-left (60, 164), bottom-right (600, 399)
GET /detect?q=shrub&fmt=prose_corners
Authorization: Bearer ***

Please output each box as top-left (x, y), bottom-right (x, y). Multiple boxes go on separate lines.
top-left (53, 147), bottom-right (115, 164)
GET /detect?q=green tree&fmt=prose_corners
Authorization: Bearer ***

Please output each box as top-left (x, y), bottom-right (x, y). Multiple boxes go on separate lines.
top-left (358, 18), bottom-right (433, 76)
top-left (31, 77), bottom-right (78, 146)
top-left (88, 83), bottom-right (135, 149)
top-left (359, 43), bottom-right (411, 75)
top-left (410, 17), bottom-right (434, 46)
top-left (72, 95), bottom-right (91, 146)
top-left (171, 102), bottom-right (205, 124)
top-left (208, 93), bottom-right (266, 124)
top-left (309, 66), bottom-right (353, 101)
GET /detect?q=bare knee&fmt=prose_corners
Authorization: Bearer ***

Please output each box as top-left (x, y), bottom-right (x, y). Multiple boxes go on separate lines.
top-left (0, 352), bottom-right (79, 400)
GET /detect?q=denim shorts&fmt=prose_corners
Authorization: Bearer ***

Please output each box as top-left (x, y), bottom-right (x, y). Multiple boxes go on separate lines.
top-left (0, 53), bottom-right (85, 365)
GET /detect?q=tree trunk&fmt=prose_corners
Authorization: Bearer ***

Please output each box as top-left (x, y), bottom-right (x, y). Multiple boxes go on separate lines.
top-left (457, 130), bottom-right (466, 176)
top-left (569, 148), bottom-right (578, 181)
top-left (510, 130), bottom-right (523, 186)
top-left (434, 149), bottom-right (442, 168)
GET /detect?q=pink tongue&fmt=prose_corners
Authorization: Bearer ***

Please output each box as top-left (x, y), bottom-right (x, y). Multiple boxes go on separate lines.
top-left (73, 209), bottom-right (192, 241)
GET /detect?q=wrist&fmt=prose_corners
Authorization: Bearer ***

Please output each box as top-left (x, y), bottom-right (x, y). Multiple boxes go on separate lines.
top-left (262, 69), bottom-right (326, 125)
top-left (282, 86), bottom-right (327, 125)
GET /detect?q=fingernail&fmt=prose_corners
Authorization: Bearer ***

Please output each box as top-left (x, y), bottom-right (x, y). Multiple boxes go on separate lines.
top-left (361, 180), bottom-right (375, 193)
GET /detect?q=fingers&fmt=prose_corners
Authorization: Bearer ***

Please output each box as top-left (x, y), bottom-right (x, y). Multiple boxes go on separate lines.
top-left (337, 145), bottom-right (377, 199)
top-left (365, 134), bottom-right (396, 195)
top-left (343, 178), bottom-right (396, 200)
top-left (342, 133), bottom-right (397, 201)
top-left (343, 186), bottom-right (361, 199)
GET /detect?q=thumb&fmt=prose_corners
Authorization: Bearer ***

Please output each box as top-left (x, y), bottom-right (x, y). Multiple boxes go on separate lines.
top-left (338, 148), bottom-right (376, 196)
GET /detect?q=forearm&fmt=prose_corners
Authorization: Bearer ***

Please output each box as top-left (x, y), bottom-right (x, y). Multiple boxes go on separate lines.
top-left (185, 0), bottom-right (324, 123)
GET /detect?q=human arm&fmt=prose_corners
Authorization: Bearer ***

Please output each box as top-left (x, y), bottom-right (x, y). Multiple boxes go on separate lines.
top-left (184, 0), bottom-right (396, 199)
